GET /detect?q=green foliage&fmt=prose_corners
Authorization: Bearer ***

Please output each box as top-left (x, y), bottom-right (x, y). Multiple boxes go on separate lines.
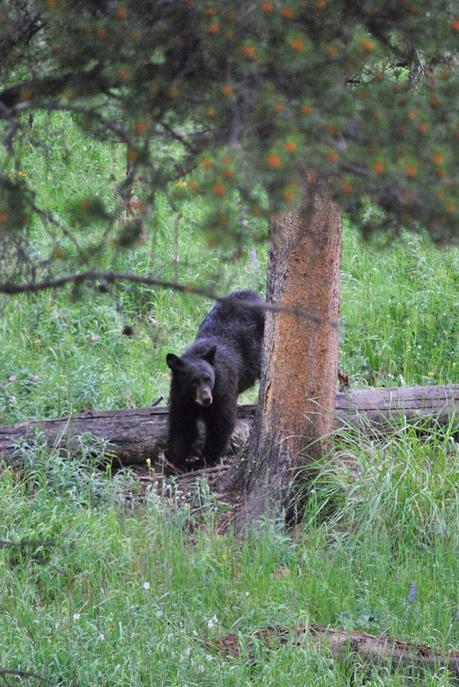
top-left (0, 423), bottom-right (458, 685)
top-left (0, 110), bottom-right (265, 423)
top-left (0, 70), bottom-right (457, 687)
top-left (0, 0), bottom-right (458, 288)
top-left (69, 195), bottom-right (111, 227)
top-left (0, 115), bottom-right (456, 423)
top-left (304, 421), bottom-right (459, 544)
top-left (0, 176), bottom-right (34, 232)
top-left (340, 228), bottom-right (459, 385)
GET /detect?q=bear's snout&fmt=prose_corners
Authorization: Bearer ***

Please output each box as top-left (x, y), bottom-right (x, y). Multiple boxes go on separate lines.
top-left (196, 389), bottom-right (213, 406)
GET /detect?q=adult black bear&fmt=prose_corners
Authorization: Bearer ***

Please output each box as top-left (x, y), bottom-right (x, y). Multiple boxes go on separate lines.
top-left (166, 290), bottom-right (265, 471)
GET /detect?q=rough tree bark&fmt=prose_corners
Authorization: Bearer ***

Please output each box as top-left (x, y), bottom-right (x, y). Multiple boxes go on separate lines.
top-left (234, 184), bottom-right (343, 530)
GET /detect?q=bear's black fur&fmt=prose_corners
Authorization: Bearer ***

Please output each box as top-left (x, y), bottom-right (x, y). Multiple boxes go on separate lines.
top-left (166, 289), bottom-right (265, 471)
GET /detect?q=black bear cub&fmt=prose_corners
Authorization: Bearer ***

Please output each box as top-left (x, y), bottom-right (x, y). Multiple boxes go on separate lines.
top-left (166, 289), bottom-right (265, 471)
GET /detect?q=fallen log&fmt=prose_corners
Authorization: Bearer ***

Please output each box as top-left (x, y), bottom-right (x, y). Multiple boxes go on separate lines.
top-left (0, 405), bottom-right (176, 467)
top-left (0, 384), bottom-right (457, 466)
top-left (215, 623), bottom-right (459, 678)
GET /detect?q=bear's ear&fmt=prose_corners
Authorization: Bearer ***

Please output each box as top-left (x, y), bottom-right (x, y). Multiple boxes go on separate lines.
top-left (202, 344), bottom-right (217, 365)
top-left (166, 353), bottom-right (184, 371)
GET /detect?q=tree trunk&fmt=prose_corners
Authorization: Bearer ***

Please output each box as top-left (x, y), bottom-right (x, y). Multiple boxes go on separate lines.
top-left (235, 185), bottom-right (343, 530)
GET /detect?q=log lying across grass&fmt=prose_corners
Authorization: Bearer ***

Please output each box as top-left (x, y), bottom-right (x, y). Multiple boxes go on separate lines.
top-left (0, 384), bottom-right (457, 466)
top-left (215, 623), bottom-right (459, 678)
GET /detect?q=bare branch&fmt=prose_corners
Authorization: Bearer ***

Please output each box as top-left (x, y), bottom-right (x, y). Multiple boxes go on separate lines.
top-left (0, 64), bottom-right (104, 110)
top-left (160, 122), bottom-right (198, 154)
top-left (0, 270), bottom-right (339, 327)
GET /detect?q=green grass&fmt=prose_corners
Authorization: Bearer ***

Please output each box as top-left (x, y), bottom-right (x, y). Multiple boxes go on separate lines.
top-left (1, 113), bottom-right (458, 423)
top-left (0, 426), bottom-right (458, 686)
top-left (340, 229), bottom-right (459, 387)
top-left (0, 112), bottom-right (459, 686)
top-left (1, 112), bottom-right (267, 423)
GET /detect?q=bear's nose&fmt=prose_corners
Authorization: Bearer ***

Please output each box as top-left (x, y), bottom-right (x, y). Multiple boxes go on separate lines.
top-left (202, 396), bottom-right (212, 406)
